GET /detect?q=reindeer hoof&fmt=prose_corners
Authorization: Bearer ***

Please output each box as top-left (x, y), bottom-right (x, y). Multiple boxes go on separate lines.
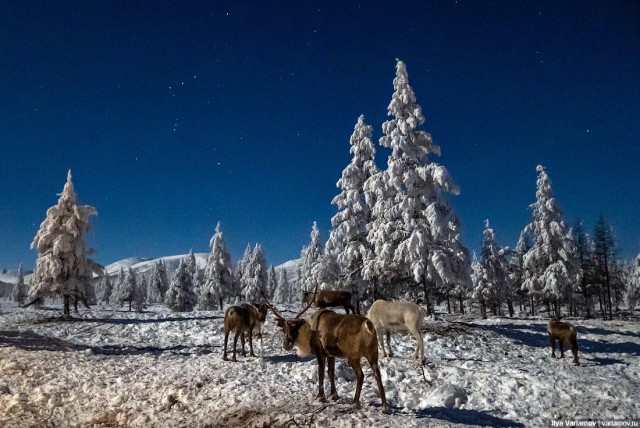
top-left (352, 400), bottom-right (361, 409)
top-left (382, 405), bottom-right (391, 415)
top-left (328, 393), bottom-right (340, 401)
top-left (223, 356), bottom-right (228, 361)
top-left (315, 394), bottom-right (326, 402)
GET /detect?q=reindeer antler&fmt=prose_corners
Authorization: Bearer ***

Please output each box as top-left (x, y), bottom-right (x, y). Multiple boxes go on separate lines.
top-left (260, 291), bottom-right (287, 321)
top-left (295, 283), bottom-right (318, 320)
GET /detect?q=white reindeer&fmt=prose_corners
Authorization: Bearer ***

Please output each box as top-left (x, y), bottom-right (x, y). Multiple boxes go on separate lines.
top-left (366, 299), bottom-right (428, 364)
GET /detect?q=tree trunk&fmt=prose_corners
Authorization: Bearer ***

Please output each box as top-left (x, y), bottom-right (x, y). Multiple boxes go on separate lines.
top-left (458, 294), bottom-right (464, 315)
top-left (219, 297), bottom-right (224, 310)
top-left (604, 251), bottom-right (613, 321)
top-left (507, 300), bottom-right (514, 317)
top-left (598, 285), bottom-right (606, 320)
top-left (480, 300), bottom-right (487, 319)
top-left (446, 294), bottom-right (451, 314)
top-left (63, 295), bottom-right (70, 317)
top-left (74, 296), bottom-right (79, 312)
top-left (530, 296), bottom-right (535, 316)
top-left (129, 301), bottom-right (132, 312)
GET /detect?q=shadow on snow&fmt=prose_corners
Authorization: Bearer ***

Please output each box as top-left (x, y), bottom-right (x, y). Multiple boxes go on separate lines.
top-left (414, 406), bottom-right (525, 427)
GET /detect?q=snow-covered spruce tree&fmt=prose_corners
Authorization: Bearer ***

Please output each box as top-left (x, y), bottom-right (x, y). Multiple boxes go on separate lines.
top-left (573, 220), bottom-right (596, 318)
top-left (29, 170), bottom-right (100, 316)
top-left (241, 244), bottom-right (268, 302)
top-left (147, 259), bottom-right (169, 304)
top-left (199, 222), bottom-right (233, 310)
top-left (626, 254), bottom-right (640, 311)
top-left (592, 215), bottom-right (620, 320)
top-left (233, 244), bottom-right (252, 301)
top-left (117, 267), bottom-right (143, 312)
top-left (478, 220), bottom-right (511, 316)
top-left (365, 59), bottom-right (469, 307)
top-left (326, 115), bottom-right (379, 311)
top-left (273, 268), bottom-right (290, 305)
top-left (166, 258), bottom-right (197, 312)
top-left (186, 250), bottom-right (203, 295)
top-left (522, 165), bottom-right (580, 317)
top-left (266, 265), bottom-right (278, 299)
top-left (300, 222), bottom-right (323, 291)
top-left (509, 231), bottom-right (532, 315)
top-left (11, 264), bottom-right (27, 305)
top-left (98, 270), bottom-right (113, 305)
top-left (470, 253), bottom-right (489, 319)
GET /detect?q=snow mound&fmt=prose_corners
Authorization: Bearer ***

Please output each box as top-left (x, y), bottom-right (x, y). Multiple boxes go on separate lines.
top-left (422, 383), bottom-right (468, 409)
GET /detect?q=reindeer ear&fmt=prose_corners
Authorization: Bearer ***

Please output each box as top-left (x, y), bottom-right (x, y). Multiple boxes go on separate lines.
top-left (293, 319), bottom-right (306, 329)
top-left (276, 318), bottom-right (285, 328)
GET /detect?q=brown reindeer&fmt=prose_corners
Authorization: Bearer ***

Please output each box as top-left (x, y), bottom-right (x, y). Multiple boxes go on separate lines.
top-left (302, 289), bottom-right (355, 314)
top-left (264, 292), bottom-right (391, 414)
top-left (223, 303), bottom-right (269, 362)
top-left (547, 317), bottom-right (580, 366)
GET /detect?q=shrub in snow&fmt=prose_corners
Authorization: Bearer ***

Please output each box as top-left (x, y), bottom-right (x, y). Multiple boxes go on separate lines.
top-left (166, 259), bottom-right (197, 312)
top-left (200, 222), bottom-right (233, 310)
top-left (29, 170), bottom-right (100, 316)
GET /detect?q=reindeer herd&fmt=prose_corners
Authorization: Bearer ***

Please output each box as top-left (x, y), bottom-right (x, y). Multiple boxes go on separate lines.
top-left (220, 288), bottom-right (581, 415)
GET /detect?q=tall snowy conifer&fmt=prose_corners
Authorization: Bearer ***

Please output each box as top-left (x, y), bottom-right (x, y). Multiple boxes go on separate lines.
top-left (11, 264), bottom-right (27, 305)
top-left (166, 258), bottom-right (197, 312)
top-left (365, 60), bottom-right (469, 303)
top-left (234, 244), bottom-right (252, 300)
top-left (478, 220), bottom-right (510, 316)
top-left (117, 267), bottom-right (143, 311)
top-left (200, 222), bottom-right (233, 310)
top-left (300, 222), bottom-right (323, 291)
top-left (29, 170), bottom-right (100, 316)
top-left (148, 259), bottom-right (169, 304)
top-left (326, 115), bottom-right (379, 306)
top-left (273, 268), bottom-right (290, 304)
top-left (99, 270), bottom-right (113, 305)
top-left (266, 265), bottom-right (278, 299)
top-left (626, 254), bottom-right (640, 310)
top-left (241, 244), bottom-right (267, 302)
top-left (522, 165), bottom-right (580, 316)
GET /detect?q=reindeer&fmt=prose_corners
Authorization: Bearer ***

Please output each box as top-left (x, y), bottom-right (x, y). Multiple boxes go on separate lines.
top-left (366, 299), bottom-right (428, 364)
top-left (223, 303), bottom-right (269, 362)
top-left (264, 291), bottom-right (391, 414)
top-left (302, 289), bottom-right (355, 314)
top-left (547, 317), bottom-right (580, 366)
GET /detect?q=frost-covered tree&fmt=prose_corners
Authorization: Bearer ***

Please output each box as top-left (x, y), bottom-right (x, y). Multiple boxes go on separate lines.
top-left (241, 244), bottom-right (268, 302)
top-left (233, 244), bottom-right (252, 301)
top-left (592, 215), bottom-right (620, 320)
top-left (186, 250), bottom-right (203, 295)
top-left (470, 254), bottom-right (489, 318)
top-left (200, 222), bottom-right (233, 310)
top-left (326, 115), bottom-right (379, 308)
top-left (626, 254), bottom-right (640, 311)
top-left (478, 220), bottom-right (510, 316)
top-left (166, 258), bottom-right (197, 312)
top-left (11, 264), bottom-right (27, 305)
top-left (522, 165), bottom-right (580, 317)
top-left (572, 220), bottom-right (596, 318)
top-left (300, 222), bottom-right (323, 291)
top-left (29, 170), bottom-right (100, 316)
top-left (364, 59), bottom-right (469, 307)
top-left (147, 259), bottom-right (169, 304)
top-left (509, 231), bottom-right (532, 315)
top-left (99, 270), bottom-right (113, 305)
top-left (266, 265), bottom-right (278, 299)
top-left (116, 267), bottom-right (143, 311)
top-left (273, 268), bottom-right (290, 305)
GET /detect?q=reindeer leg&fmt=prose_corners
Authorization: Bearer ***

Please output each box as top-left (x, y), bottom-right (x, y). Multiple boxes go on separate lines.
top-left (409, 327), bottom-right (424, 363)
top-left (232, 332), bottom-right (240, 362)
top-left (549, 335), bottom-right (557, 359)
top-left (240, 332), bottom-right (247, 357)
top-left (223, 331), bottom-right (230, 361)
top-left (248, 328), bottom-right (256, 357)
top-left (369, 358), bottom-right (391, 414)
top-left (571, 338), bottom-right (580, 366)
top-left (315, 355), bottom-right (327, 401)
top-left (386, 331), bottom-right (394, 358)
top-left (327, 357), bottom-right (339, 401)
top-left (350, 358), bottom-right (364, 409)
top-left (377, 329), bottom-right (387, 357)
top-left (559, 339), bottom-right (565, 359)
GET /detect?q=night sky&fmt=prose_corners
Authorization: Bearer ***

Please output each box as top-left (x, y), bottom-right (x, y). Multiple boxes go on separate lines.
top-left (2, 1), bottom-right (639, 270)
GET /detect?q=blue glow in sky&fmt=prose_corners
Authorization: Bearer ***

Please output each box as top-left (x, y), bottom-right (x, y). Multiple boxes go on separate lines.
top-left (2, 1), bottom-right (639, 269)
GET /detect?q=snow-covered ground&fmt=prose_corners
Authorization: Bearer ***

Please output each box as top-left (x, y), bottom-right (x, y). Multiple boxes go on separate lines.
top-left (0, 300), bottom-right (638, 427)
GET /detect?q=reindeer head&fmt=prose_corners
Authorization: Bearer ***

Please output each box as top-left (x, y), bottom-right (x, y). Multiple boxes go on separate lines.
top-left (263, 286), bottom-right (317, 352)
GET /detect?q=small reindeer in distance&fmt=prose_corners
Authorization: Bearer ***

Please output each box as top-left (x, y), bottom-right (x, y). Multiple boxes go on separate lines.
top-left (223, 303), bottom-right (269, 362)
top-left (264, 287), bottom-right (391, 414)
top-left (547, 317), bottom-right (580, 366)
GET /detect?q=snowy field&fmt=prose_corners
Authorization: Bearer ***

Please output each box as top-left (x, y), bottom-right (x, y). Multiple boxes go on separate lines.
top-left (0, 301), bottom-right (639, 427)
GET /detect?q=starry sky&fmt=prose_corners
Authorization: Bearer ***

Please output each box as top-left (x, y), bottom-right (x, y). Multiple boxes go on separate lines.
top-left (2, 1), bottom-right (639, 270)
